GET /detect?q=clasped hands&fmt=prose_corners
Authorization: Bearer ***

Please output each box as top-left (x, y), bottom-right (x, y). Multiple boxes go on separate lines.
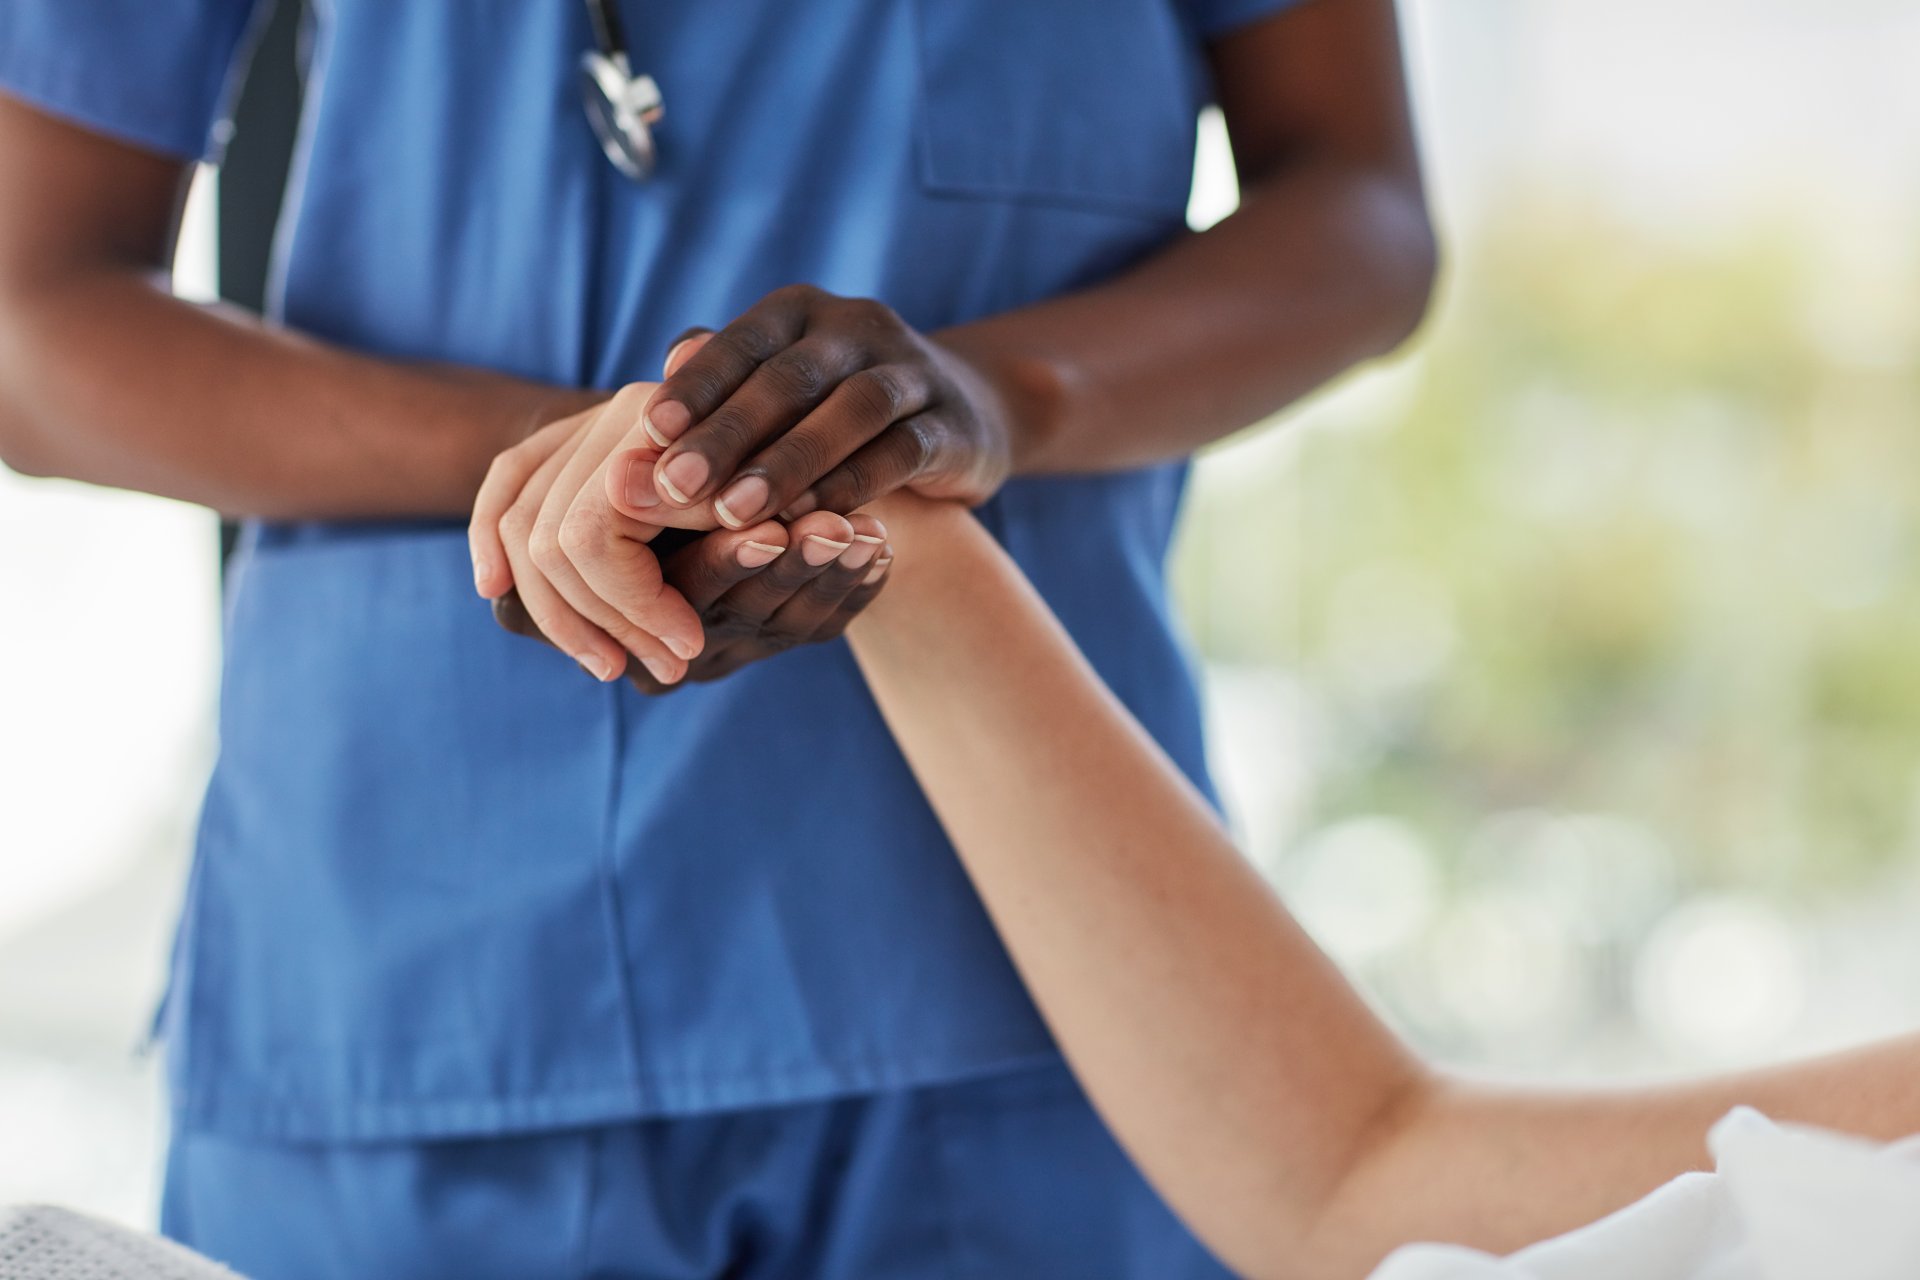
top-left (467, 285), bottom-right (1014, 690)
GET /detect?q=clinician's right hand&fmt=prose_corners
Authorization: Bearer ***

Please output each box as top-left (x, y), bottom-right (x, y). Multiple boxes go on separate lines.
top-left (490, 511), bottom-right (892, 695)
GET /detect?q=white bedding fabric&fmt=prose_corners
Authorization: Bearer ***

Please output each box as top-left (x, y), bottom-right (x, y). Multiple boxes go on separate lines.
top-left (1371, 1108), bottom-right (1920, 1280)
top-left (3, 1109), bottom-right (1916, 1280)
top-left (0, 1205), bottom-right (242, 1280)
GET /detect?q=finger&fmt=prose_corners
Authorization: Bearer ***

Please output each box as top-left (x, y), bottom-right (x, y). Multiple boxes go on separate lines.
top-left (491, 589), bottom-right (553, 647)
top-left (813, 521), bottom-right (894, 642)
top-left (549, 384), bottom-right (664, 521)
top-left (709, 365), bottom-right (930, 530)
top-left (660, 521), bottom-right (791, 613)
top-left (801, 412), bottom-right (948, 516)
top-left (639, 287), bottom-right (813, 450)
top-left (652, 336), bottom-right (869, 519)
top-left (700, 510), bottom-right (855, 647)
top-left (548, 501), bottom-right (701, 684)
top-left (833, 545), bottom-right (895, 623)
top-left (662, 329), bottom-right (714, 378)
top-left (469, 415), bottom-right (578, 599)
top-left (764, 513), bottom-right (889, 643)
top-left (530, 391), bottom-right (706, 668)
top-left (627, 641), bottom-right (756, 696)
top-left (496, 433), bottom-right (634, 681)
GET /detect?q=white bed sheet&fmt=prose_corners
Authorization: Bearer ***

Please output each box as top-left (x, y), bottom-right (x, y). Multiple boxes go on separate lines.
top-left (1371, 1108), bottom-right (1920, 1280)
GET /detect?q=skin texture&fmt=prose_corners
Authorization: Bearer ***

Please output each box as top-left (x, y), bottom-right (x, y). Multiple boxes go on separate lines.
top-left (846, 492), bottom-right (1920, 1280)
top-left (0, 0), bottom-right (1430, 680)
top-left (491, 512), bottom-right (892, 692)
top-left (0, 96), bottom-right (596, 517)
top-left (465, 0), bottom-right (1437, 679)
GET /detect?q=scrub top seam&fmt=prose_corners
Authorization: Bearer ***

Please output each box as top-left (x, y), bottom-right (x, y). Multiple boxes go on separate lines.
top-left (262, 0), bottom-right (332, 322)
top-left (594, 681), bottom-right (652, 1091)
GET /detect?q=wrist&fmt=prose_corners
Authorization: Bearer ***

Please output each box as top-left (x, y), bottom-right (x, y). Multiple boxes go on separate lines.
top-left (848, 492), bottom-right (979, 635)
top-left (934, 329), bottom-right (1069, 478)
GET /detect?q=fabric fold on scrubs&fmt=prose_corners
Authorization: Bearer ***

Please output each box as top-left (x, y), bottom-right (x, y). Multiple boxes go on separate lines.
top-left (0, 0), bottom-right (1307, 1141)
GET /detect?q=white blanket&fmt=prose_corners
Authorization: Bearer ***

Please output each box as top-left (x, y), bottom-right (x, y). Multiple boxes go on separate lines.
top-left (1371, 1109), bottom-right (1920, 1280)
top-left (0, 1205), bottom-right (242, 1280)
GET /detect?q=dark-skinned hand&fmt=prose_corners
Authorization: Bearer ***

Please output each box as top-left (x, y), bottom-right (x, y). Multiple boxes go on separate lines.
top-left (632, 284), bottom-right (1018, 530)
top-left (492, 508), bottom-right (893, 694)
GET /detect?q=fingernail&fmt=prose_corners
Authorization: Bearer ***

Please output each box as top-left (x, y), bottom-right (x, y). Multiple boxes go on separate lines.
top-left (642, 655), bottom-right (679, 684)
top-left (713, 475), bottom-right (769, 529)
top-left (644, 400), bottom-right (690, 449)
top-left (622, 458), bottom-right (660, 509)
top-left (659, 453), bottom-right (709, 505)
top-left (802, 535), bottom-right (851, 566)
top-left (863, 557), bottom-right (892, 587)
top-left (662, 634), bottom-right (697, 661)
top-left (738, 540), bottom-right (784, 568)
top-left (840, 539), bottom-right (879, 571)
top-left (473, 559), bottom-right (492, 592)
top-left (577, 653), bottom-right (616, 682)
top-left (782, 492), bottom-right (820, 520)
top-left (663, 337), bottom-right (697, 375)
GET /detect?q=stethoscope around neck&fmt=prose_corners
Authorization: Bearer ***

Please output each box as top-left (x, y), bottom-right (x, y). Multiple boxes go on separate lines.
top-left (579, 0), bottom-right (664, 180)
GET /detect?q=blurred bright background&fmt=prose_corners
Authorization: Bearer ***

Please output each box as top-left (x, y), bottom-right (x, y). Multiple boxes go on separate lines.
top-left (4, 0), bottom-right (1920, 1230)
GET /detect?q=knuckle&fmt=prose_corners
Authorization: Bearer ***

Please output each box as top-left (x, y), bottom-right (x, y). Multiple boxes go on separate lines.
top-left (812, 461), bottom-right (867, 510)
top-left (899, 416), bottom-right (940, 472)
top-left (498, 499), bottom-right (537, 543)
top-left (765, 348), bottom-right (830, 401)
top-left (704, 600), bottom-right (761, 639)
top-left (528, 521), bottom-right (568, 573)
top-left (849, 297), bottom-right (904, 337)
top-left (843, 367), bottom-right (903, 421)
top-left (700, 405), bottom-right (760, 454)
top-left (677, 363), bottom-right (735, 410)
top-left (768, 434), bottom-right (835, 487)
top-left (774, 282), bottom-right (824, 308)
top-left (718, 321), bottom-right (783, 364)
top-left (807, 567), bottom-right (856, 601)
top-left (556, 506), bottom-right (606, 559)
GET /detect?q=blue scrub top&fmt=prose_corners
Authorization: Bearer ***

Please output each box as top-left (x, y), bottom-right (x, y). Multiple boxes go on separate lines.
top-left (0, 0), bottom-right (1299, 1140)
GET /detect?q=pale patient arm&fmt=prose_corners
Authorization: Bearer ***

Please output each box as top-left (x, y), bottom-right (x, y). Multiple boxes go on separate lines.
top-left (846, 494), bottom-right (1920, 1280)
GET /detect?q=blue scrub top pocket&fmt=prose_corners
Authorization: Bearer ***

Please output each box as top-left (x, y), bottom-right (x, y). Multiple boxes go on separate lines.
top-left (913, 0), bottom-right (1205, 220)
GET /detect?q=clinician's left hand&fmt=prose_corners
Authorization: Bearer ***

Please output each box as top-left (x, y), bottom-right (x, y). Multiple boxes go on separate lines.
top-left (634, 285), bottom-right (1018, 527)
top-left (470, 288), bottom-right (1002, 685)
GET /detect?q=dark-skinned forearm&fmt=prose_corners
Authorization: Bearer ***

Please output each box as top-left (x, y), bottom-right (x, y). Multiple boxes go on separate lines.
top-left (0, 266), bottom-right (596, 518)
top-left (940, 157), bottom-right (1436, 477)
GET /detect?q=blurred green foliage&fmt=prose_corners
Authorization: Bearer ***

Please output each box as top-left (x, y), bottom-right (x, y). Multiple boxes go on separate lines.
top-left (1176, 197), bottom-right (1920, 896)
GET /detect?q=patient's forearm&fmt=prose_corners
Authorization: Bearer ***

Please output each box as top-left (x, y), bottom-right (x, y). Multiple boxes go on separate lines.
top-left (848, 496), bottom-right (1920, 1279)
top-left (848, 497), bottom-right (1422, 1277)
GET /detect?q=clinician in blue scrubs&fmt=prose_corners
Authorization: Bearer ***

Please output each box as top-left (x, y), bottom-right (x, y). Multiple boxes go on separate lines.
top-left (0, 2), bottom-right (1433, 1275)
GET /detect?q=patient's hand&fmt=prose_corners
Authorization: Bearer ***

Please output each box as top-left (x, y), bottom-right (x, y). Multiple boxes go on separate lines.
top-left (467, 331), bottom-right (873, 685)
top-left (469, 382), bottom-right (708, 686)
top-left (492, 509), bottom-right (893, 695)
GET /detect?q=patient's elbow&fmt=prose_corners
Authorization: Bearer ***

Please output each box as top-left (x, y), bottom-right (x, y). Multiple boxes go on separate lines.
top-left (0, 420), bottom-right (54, 478)
top-left (0, 376), bottom-right (53, 478)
